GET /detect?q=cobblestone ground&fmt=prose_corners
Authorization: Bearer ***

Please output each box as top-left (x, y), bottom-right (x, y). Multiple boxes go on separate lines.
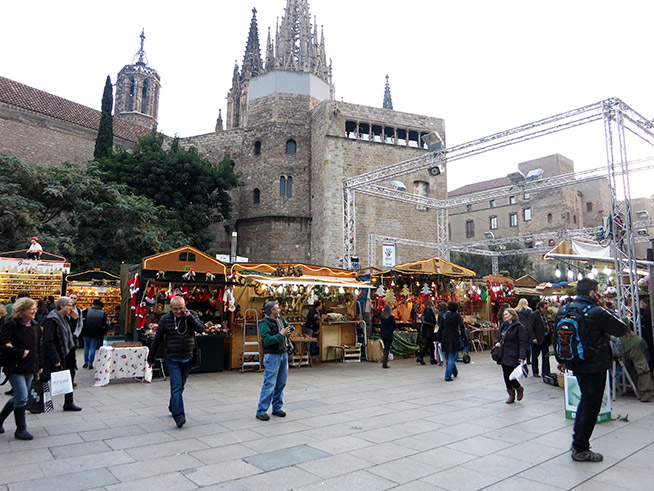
top-left (1, 351), bottom-right (652, 490)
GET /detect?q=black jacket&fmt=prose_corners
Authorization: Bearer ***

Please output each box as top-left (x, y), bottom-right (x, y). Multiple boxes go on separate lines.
top-left (41, 312), bottom-right (73, 376)
top-left (0, 318), bottom-right (41, 375)
top-left (526, 310), bottom-right (549, 345)
top-left (436, 310), bottom-right (465, 353)
top-left (555, 295), bottom-right (627, 374)
top-left (420, 308), bottom-right (437, 338)
top-left (380, 315), bottom-right (397, 340)
top-left (496, 320), bottom-right (527, 368)
top-left (147, 310), bottom-right (204, 363)
top-left (81, 307), bottom-right (108, 338)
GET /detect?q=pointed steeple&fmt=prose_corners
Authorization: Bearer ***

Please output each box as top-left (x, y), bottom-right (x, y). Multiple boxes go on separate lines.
top-left (133, 29), bottom-right (149, 66)
top-left (383, 74), bottom-right (393, 110)
top-left (265, 27), bottom-right (275, 71)
top-left (242, 8), bottom-right (263, 81)
top-left (215, 108), bottom-right (224, 133)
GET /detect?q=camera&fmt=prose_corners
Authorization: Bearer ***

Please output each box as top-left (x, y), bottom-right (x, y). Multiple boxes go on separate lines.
top-left (288, 326), bottom-right (296, 332)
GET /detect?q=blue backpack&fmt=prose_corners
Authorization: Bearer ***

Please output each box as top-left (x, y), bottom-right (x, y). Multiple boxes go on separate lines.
top-left (554, 304), bottom-right (595, 362)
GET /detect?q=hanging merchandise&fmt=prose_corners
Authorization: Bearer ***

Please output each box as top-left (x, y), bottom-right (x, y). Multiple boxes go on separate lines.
top-left (128, 273), bottom-right (140, 309)
top-left (400, 284), bottom-right (411, 296)
top-left (385, 287), bottom-right (397, 304)
top-left (376, 284), bottom-right (386, 297)
top-left (420, 283), bottom-right (432, 295)
top-left (223, 286), bottom-right (236, 312)
top-left (135, 301), bottom-right (148, 330)
top-left (182, 269), bottom-right (196, 281)
top-left (144, 286), bottom-right (156, 304)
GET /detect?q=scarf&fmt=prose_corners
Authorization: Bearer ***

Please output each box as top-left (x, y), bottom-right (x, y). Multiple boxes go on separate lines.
top-left (47, 309), bottom-right (75, 354)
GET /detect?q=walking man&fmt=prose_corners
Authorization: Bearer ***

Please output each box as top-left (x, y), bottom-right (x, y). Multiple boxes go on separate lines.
top-left (147, 296), bottom-right (204, 428)
top-left (81, 299), bottom-right (108, 369)
top-left (527, 301), bottom-right (551, 377)
top-left (256, 301), bottom-right (293, 421)
top-left (555, 278), bottom-right (627, 462)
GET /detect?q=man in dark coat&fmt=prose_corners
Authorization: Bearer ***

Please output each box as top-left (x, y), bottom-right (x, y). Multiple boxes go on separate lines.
top-left (81, 299), bottom-right (108, 369)
top-left (555, 278), bottom-right (627, 462)
top-left (527, 301), bottom-right (551, 377)
top-left (147, 296), bottom-right (205, 428)
top-left (416, 300), bottom-right (437, 365)
top-left (436, 302), bottom-right (466, 381)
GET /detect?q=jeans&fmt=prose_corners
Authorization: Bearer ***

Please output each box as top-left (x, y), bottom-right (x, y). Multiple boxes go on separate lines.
top-left (257, 352), bottom-right (288, 415)
top-left (381, 337), bottom-right (394, 357)
top-left (83, 337), bottom-right (102, 366)
top-left (9, 373), bottom-right (33, 408)
top-left (531, 340), bottom-right (551, 376)
top-left (445, 351), bottom-right (458, 380)
top-left (572, 371), bottom-right (607, 452)
top-left (166, 359), bottom-right (192, 420)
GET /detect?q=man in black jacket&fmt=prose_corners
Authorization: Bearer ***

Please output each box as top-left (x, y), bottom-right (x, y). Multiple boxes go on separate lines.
top-left (148, 296), bottom-right (205, 428)
top-left (555, 278), bottom-right (627, 462)
top-left (527, 301), bottom-right (551, 377)
top-left (81, 299), bottom-right (108, 369)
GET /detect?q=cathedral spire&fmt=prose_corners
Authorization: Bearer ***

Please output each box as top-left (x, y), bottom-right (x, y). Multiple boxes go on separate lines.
top-left (265, 27), bottom-right (275, 71)
top-left (132, 29), bottom-right (149, 66)
top-left (383, 74), bottom-right (393, 110)
top-left (241, 7), bottom-right (263, 81)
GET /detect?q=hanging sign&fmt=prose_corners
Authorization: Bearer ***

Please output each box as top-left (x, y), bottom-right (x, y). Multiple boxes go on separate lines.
top-left (382, 243), bottom-right (396, 267)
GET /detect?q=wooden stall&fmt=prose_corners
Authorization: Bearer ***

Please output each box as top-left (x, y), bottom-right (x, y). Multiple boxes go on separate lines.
top-left (0, 250), bottom-right (68, 303)
top-left (65, 269), bottom-right (120, 312)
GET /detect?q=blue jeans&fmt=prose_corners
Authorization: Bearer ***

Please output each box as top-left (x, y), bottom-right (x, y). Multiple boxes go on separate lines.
top-left (9, 373), bottom-right (33, 408)
top-left (445, 351), bottom-right (458, 380)
top-left (165, 360), bottom-right (192, 420)
top-left (257, 352), bottom-right (288, 415)
top-left (572, 371), bottom-right (606, 452)
top-left (83, 337), bottom-right (102, 366)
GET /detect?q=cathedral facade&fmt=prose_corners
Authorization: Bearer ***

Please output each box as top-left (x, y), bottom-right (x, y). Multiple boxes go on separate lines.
top-left (181, 1), bottom-right (446, 268)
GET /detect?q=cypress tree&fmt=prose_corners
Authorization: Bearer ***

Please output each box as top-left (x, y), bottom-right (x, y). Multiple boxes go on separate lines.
top-left (94, 75), bottom-right (114, 159)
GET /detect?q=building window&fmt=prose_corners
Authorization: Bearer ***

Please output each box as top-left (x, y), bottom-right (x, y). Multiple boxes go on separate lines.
top-left (509, 213), bottom-right (518, 227)
top-left (547, 213), bottom-right (553, 223)
top-left (179, 252), bottom-right (196, 262)
top-left (586, 202), bottom-right (593, 212)
top-left (490, 216), bottom-right (498, 230)
top-left (573, 214), bottom-right (577, 224)
top-left (413, 180), bottom-right (429, 211)
top-left (254, 141), bottom-right (261, 155)
top-left (524, 208), bottom-right (532, 221)
top-left (524, 192), bottom-right (530, 200)
top-left (466, 220), bottom-right (475, 238)
top-left (253, 188), bottom-right (260, 204)
top-left (509, 196), bottom-right (516, 205)
top-left (490, 199), bottom-right (496, 208)
top-left (280, 176), bottom-right (292, 197)
top-left (466, 204), bottom-right (472, 212)
top-left (286, 139), bottom-right (296, 154)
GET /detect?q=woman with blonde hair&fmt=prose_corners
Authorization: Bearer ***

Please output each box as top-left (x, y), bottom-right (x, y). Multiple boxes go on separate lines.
top-left (0, 297), bottom-right (41, 440)
top-left (494, 307), bottom-right (527, 403)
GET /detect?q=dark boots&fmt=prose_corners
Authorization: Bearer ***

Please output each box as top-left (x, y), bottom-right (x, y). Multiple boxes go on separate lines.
top-left (0, 400), bottom-right (14, 433)
top-left (516, 386), bottom-right (524, 401)
top-left (382, 353), bottom-right (389, 369)
top-left (63, 392), bottom-right (82, 411)
top-left (416, 357), bottom-right (425, 365)
top-left (506, 389), bottom-right (516, 404)
top-left (13, 406), bottom-right (33, 440)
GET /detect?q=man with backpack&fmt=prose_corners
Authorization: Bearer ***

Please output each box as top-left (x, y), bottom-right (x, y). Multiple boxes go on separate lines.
top-left (554, 278), bottom-right (627, 462)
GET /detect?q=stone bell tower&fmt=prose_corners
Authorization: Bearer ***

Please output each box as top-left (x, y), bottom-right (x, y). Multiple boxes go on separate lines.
top-left (115, 29), bottom-right (160, 128)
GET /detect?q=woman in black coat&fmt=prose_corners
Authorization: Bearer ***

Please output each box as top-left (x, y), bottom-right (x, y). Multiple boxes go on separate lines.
top-left (0, 297), bottom-right (41, 440)
top-left (494, 308), bottom-right (527, 403)
top-left (417, 300), bottom-right (437, 365)
top-left (436, 301), bottom-right (466, 381)
top-left (379, 305), bottom-right (397, 369)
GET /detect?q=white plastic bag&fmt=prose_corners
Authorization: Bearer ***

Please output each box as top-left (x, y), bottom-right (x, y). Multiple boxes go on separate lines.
top-left (509, 361), bottom-right (528, 381)
top-left (50, 370), bottom-right (73, 396)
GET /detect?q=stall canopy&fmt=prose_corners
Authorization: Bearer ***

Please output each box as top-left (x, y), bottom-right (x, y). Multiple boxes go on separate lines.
top-left (141, 246), bottom-right (228, 283)
top-left (232, 262), bottom-right (372, 288)
top-left (66, 269), bottom-right (119, 285)
top-left (544, 240), bottom-right (613, 263)
top-left (389, 257), bottom-right (475, 278)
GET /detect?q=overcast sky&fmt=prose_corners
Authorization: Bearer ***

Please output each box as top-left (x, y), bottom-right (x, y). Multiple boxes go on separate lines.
top-left (3, 0), bottom-right (654, 198)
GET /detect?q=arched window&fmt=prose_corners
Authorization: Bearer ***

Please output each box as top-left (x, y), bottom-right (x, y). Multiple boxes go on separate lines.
top-left (547, 213), bottom-right (553, 224)
top-left (254, 141), bottom-right (261, 155)
top-left (279, 176), bottom-right (292, 197)
top-left (253, 188), bottom-right (260, 204)
top-left (142, 79), bottom-right (149, 112)
top-left (286, 176), bottom-right (292, 197)
top-left (280, 176), bottom-right (286, 196)
top-left (286, 139), bottom-right (296, 154)
top-left (128, 78), bottom-right (135, 111)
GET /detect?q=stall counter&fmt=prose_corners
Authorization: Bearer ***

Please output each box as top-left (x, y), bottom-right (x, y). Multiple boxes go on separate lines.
top-left (319, 320), bottom-right (358, 361)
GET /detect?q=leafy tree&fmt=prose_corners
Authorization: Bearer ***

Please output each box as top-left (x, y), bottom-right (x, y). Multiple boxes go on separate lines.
top-left (94, 75), bottom-right (114, 159)
top-left (95, 129), bottom-right (241, 249)
top-left (450, 243), bottom-right (533, 279)
top-left (0, 153), bottom-right (166, 271)
top-left (450, 251), bottom-right (491, 278)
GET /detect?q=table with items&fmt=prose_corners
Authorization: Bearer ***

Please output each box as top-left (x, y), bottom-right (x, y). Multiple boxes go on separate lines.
top-left (93, 346), bottom-right (152, 387)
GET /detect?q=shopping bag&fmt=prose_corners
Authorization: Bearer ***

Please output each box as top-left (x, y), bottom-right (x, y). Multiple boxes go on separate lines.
top-left (563, 370), bottom-right (611, 423)
top-left (27, 379), bottom-right (54, 414)
top-left (509, 361), bottom-right (528, 381)
top-left (50, 370), bottom-right (73, 396)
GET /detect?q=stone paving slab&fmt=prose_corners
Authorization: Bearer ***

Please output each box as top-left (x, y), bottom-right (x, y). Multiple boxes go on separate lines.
top-left (1, 351), bottom-right (653, 489)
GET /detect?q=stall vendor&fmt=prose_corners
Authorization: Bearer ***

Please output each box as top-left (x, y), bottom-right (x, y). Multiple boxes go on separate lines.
top-left (26, 237), bottom-right (42, 260)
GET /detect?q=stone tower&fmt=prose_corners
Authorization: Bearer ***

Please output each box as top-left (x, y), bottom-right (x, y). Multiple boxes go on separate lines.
top-left (114, 30), bottom-right (160, 129)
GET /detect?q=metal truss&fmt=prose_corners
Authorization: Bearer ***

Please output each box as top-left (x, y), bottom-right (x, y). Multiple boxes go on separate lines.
top-left (345, 98), bottom-right (654, 333)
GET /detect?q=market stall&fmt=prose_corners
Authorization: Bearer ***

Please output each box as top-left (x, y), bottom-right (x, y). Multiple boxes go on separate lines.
top-left (123, 246), bottom-right (232, 373)
top-left (370, 257), bottom-right (475, 356)
top-left (65, 269), bottom-right (120, 317)
top-left (231, 262), bottom-right (372, 368)
top-left (0, 250), bottom-right (68, 303)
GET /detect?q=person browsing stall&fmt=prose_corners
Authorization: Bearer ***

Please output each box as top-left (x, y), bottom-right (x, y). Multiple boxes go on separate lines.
top-left (147, 296), bottom-right (205, 428)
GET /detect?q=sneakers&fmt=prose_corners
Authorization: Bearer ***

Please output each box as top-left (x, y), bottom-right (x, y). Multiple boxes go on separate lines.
top-left (256, 413), bottom-right (270, 421)
top-left (571, 448), bottom-right (603, 462)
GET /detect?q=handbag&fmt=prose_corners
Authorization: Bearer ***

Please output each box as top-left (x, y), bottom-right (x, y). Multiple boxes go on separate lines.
top-left (50, 369), bottom-right (73, 396)
top-left (27, 379), bottom-right (54, 414)
top-left (490, 345), bottom-right (503, 363)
